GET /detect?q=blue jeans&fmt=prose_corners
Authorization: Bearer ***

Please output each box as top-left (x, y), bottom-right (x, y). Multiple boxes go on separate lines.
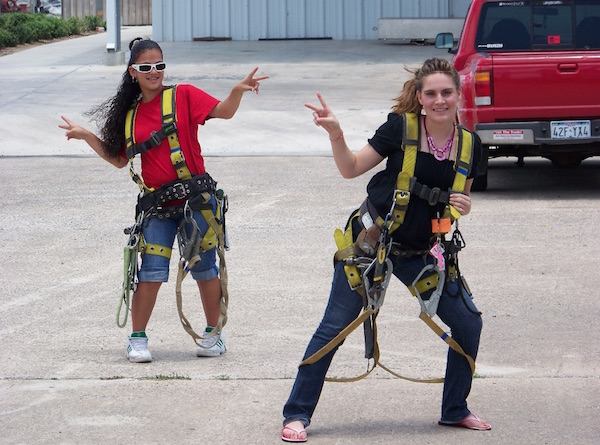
top-left (138, 195), bottom-right (219, 282)
top-left (282, 254), bottom-right (482, 427)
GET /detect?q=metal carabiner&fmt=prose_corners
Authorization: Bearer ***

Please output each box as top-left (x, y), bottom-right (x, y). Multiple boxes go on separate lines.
top-left (411, 263), bottom-right (445, 317)
top-left (362, 254), bottom-right (394, 312)
top-left (177, 201), bottom-right (200, 263)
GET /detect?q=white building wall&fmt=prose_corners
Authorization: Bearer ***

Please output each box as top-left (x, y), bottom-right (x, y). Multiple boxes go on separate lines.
top-left (153, 0), bottom-right (459, 42)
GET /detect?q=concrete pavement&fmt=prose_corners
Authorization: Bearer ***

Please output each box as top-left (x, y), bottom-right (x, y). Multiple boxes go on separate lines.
top-left (1, 26), bottom-right (599, 445)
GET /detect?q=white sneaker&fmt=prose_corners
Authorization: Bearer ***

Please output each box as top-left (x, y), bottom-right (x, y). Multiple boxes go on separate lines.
top-left (126, 336), bottom-right (153, 363)
top-left (196, 329), bottom-right (226, 357)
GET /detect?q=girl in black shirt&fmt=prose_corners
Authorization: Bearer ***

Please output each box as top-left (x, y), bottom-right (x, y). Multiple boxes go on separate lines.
top-left (281, 58), bottom-right (489, 443)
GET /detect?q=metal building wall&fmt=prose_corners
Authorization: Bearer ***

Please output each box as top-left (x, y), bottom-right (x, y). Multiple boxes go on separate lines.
top-left (153, 0), bottom-right (452, 42)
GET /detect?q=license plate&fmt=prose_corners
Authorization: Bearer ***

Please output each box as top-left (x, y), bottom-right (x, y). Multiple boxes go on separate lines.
top-left (551, 120), bottom-right (591, 139)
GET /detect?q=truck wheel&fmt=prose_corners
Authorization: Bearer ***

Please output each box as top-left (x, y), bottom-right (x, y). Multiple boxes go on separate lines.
top-left (471, 173), bottom-right (488, 191)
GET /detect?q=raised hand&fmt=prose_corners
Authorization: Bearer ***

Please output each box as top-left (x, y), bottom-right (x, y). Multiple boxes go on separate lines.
top-left (305, 92), bottom-right (341, 138)
top-left (59, 116), bottom-right (90, 140)
top-left (237, 67), bottom-right (269, 94)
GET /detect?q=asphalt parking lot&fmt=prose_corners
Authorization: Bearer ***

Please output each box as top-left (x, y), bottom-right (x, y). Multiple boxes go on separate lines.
top-left (1, 26), bottom-right (599, 445)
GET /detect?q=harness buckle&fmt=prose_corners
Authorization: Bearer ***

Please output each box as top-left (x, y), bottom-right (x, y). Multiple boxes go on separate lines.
top-left (170, 182), bottom-right (188, 200)
top-left (162, 122), bottom-right (177, 135)
top-left (149, 130), bottom-right (163, 147)
top-left (428, 187), bottom-right (441, 206)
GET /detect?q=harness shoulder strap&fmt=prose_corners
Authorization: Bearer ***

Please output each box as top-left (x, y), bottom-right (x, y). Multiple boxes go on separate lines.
top-left (125, 101), bottom-right (150, 193)
top-left (447, 126), bottom-right (474, 220)
top-left (385, 112), bottom-right (419, 233)
top-left (125, 85), bottom-right (193, 192)
top-left (162, 86), bottom-right (192, 181)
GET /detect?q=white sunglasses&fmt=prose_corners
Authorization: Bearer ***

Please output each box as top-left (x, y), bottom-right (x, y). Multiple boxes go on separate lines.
top-left (131, 62), bottom-right (167, 73)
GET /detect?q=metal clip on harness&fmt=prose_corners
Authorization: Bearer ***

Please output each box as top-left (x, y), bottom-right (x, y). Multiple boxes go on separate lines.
top-left (411, 264), bottom-right (445, 317)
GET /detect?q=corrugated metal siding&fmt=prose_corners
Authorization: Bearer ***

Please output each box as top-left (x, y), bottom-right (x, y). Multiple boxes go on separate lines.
top-left (154, 0), bottom-right (453, 42)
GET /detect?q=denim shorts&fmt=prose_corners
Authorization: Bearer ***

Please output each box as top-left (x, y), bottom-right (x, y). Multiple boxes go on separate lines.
top-left (138, 196), bottom-right (219, 282)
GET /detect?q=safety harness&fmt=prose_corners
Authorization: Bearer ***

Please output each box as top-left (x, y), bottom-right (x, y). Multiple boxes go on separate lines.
top-left (117, 85), bottom-right (229, 349)
top-left (300, 112), bottom-right (477, 383)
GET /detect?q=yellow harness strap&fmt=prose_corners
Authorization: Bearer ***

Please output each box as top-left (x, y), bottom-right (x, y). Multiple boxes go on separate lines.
top-left (385, 112), bottom-right (419, 231)
top-left (448, 127), bottom-right (474, 220)
top-left (333, 211), bottom-right (363, 292)
top-left (408, 272), bottom-right (440, 296)
top-left (124, 85), bottom-right (192, 192)
top-left (161, 87), bottom-right (192, 181)
top-left (144, 243), bottom-right (172, 259)
top-left (419, 311), bottom-right (476, 374)
top-left (124, 103), bottom-right (151, 193)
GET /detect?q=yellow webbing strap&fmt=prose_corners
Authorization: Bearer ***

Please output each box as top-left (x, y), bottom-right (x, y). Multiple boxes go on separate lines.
top-left (124, 86), bottom-right (192, 192)
top-left (384, 112), bottom-right (419, 232)
top-left (419, 311), bottom-right (476, 375)
top-left (143, 243), bottom-right (172, 259)
top-left (408, 272), bottom-right (440, 297)
top-left (162, 87), bottom-right (192, 181)
top-left (300, 307), bottom-right (446, 384)
top-left (198, 206), bottom-right (220, 252)
top-left (333, 210), bottom-right (363, 291)
top-left (448, 127), bottom-right (474, 220)
top-left (300, 307), bottom-right (374, 368)
top-left (125, 104), bottom-right (152, 193)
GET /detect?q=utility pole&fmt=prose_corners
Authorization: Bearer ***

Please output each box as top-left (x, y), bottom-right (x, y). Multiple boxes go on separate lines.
top-left (104, 0), bottom-right (124, 65)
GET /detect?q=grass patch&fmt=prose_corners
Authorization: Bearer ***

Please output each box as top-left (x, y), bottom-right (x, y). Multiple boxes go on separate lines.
top-left (214, 374), bottom-right (230, 380)
top-left (140, 373), bottom-right (191, 381)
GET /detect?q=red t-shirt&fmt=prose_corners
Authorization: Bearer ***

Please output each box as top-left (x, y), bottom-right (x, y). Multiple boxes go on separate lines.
top-left (126, 84), bottom-right (220, 190)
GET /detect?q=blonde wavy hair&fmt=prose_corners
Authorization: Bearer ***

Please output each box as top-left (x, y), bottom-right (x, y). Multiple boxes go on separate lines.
top-left (391, 58), bottom-right (460, 115)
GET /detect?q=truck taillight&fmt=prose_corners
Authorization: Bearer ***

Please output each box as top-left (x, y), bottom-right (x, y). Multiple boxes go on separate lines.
top-left (474, 71), bottom-right (492, 106)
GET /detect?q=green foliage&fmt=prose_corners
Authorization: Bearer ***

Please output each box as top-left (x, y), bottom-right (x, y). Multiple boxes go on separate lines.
top-left (83, 15), bottom-right (106, 31)
top-left (0, 28), bottom-right (18, 47)
top-left (66, 16), bottom-right (84, 35)
top-left (0, 12), bottom-right (106, 50)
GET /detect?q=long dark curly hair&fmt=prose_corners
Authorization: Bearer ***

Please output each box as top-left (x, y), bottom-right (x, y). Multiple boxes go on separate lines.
top-left (85, 38), bottom-right (163, 158)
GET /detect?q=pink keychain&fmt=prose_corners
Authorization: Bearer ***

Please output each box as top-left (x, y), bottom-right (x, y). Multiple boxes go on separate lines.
top-left (430, 242), bottom-right (446, 272)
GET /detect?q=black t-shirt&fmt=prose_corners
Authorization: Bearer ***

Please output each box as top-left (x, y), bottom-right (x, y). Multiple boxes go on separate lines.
top-left (366, 112), bottom-right (482, 250)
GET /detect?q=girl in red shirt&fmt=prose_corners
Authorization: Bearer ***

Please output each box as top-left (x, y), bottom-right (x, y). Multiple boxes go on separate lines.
top-left (60, 38), bottom-right (267, 363)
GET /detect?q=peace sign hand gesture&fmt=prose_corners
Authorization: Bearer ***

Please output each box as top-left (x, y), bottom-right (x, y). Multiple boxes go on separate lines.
top-left (236, 67), bottom-right (269, 94)
top-left (305, 92), bottom-right (342, 140)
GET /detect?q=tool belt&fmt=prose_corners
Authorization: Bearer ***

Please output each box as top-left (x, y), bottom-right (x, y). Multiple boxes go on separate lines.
top-left (136, 173), bottom-right (217, 218)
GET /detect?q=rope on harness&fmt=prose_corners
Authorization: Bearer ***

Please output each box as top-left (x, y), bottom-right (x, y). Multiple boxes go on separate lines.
top-left (301, 202), bottom-right (477, 383)
top-left (419, 311), bottom-right (476, 374)
top-left (175, 193), bottom-right (229, 348)
top-left (117, 212), bottom-right (144, 328)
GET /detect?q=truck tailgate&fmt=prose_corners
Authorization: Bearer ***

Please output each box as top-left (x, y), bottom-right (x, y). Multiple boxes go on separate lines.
top-left (491, 52), bottom-right (600, 120)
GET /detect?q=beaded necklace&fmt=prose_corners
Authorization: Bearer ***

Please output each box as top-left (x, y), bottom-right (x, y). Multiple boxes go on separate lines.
top-left (423, 118), bottom-right (455, 161)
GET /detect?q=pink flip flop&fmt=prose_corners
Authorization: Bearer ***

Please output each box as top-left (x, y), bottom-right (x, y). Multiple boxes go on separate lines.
top-left (438, 413), bottom-right (491, 431)
top-left (282, 424), bottom-right (308, 442)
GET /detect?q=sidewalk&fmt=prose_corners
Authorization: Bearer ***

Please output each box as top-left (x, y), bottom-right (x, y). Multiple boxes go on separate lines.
top-left (1, 27), bottom-right (599, 445)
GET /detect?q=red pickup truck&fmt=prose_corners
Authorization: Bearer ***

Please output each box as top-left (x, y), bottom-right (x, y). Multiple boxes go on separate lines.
top-left (437, 0), bottom-right (600, 190)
